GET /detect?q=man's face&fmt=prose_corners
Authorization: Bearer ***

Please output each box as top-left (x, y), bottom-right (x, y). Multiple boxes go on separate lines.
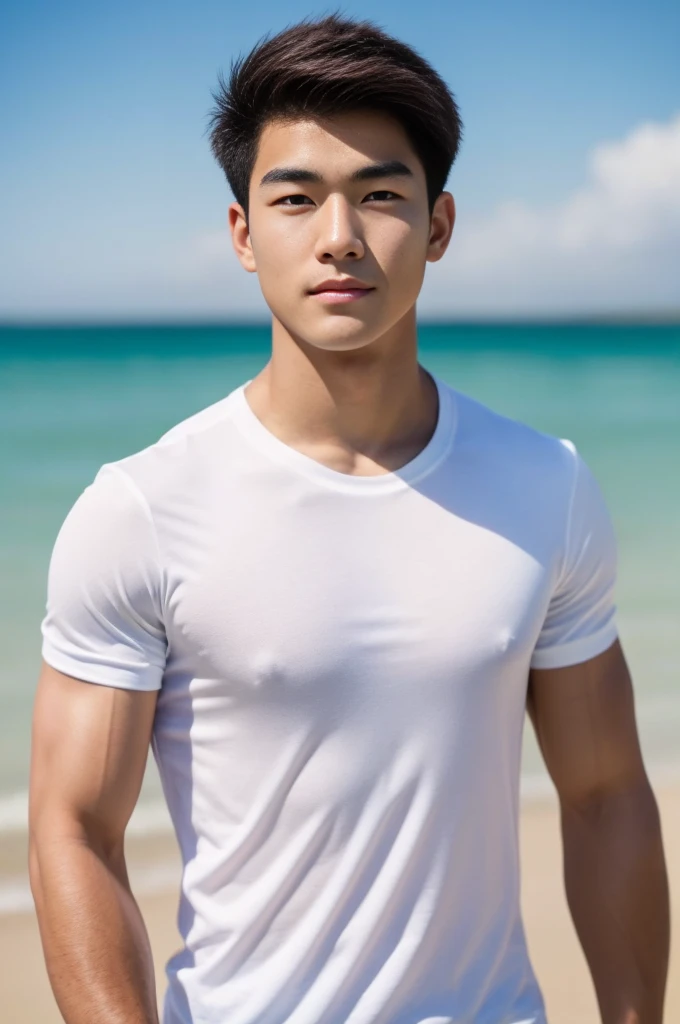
top-left (229, 109), bottom-right (455, 352)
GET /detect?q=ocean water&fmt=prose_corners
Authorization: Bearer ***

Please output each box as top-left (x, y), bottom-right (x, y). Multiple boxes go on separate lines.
top-left (1, 322), bottom-right (679, 844)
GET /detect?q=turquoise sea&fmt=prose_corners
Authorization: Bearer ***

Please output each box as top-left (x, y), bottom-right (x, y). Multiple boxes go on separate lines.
top-left (1, 322), bottom-right (679, 851)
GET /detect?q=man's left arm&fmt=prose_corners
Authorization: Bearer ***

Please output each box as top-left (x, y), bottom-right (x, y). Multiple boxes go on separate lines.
top-left (527, 638), bottom-right (670, 1024)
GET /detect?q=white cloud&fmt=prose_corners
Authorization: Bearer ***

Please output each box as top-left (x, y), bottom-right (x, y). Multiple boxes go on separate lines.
top-left (2, 114), bottom-right (679, 320)
top-left (420, 112), bottom-right (680, 315)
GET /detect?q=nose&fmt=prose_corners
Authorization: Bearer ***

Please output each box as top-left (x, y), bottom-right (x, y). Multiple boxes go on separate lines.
top-left (314, 194), bottom-right (365, 263)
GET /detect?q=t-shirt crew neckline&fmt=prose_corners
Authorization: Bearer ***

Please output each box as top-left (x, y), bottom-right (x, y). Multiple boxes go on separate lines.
top-left (229, 370), bottom-right (457, 495)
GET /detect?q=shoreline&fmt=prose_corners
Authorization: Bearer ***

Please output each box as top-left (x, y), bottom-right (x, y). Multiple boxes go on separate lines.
top-left (2, 783), bottom-right (678, 1023)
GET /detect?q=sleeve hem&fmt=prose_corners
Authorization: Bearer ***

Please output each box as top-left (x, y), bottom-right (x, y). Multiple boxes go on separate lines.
top-left (41, 642), bottom-right (162, 692)
top-left (529, 621), bottom-right (618, 670)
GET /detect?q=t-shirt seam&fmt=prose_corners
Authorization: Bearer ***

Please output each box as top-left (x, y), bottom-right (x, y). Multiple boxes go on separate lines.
top-left (100, 463), bottom-right (169, 622)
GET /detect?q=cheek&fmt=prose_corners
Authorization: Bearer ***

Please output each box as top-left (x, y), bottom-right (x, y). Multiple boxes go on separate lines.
top-left (372, 219), bottom-right (428, 286)
top-left (253, 223), bottom-right (303, 266)
top-left (250, 216), bottom-right (307, 276)
top-left (249, 223), bottom-right (311, 320)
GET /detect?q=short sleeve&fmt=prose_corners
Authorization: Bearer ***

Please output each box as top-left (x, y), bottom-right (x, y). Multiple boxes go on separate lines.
top-left (40, 464), bottom-right (167, 690)
top-left (530, 443), bottom-right (619, 670)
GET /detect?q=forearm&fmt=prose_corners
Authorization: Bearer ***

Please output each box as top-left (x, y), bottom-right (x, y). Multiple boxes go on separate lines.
top-left (560, 779), bottom-right (670, 1024)
top-left (29, 831), bottom-right (159, 1024)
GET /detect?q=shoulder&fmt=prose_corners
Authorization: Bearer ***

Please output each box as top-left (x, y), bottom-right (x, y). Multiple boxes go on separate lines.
top-left (92, 383), bottom-right (246, 509)
top-left (445, 381), bottom-right (579, 491)
top-left (155, 388), bottom-right (241, 446)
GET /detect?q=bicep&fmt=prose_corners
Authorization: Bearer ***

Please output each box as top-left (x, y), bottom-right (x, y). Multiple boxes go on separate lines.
top-left (527, 639), bottom-right (648, 809)
top-left (29, 659), bottom-right (159, 856)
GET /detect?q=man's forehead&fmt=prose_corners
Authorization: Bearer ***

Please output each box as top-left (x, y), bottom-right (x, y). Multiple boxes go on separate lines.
top-left (253, 112), bottom-right (421, 180)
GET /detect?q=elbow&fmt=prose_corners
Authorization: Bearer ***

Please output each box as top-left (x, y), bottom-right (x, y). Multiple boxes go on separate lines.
top-left (560, 773), bottom-right (662, 835)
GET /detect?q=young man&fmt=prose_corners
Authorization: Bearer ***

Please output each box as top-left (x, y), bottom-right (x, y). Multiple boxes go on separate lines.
top-left (29, 14), bottom-right (669, 1024)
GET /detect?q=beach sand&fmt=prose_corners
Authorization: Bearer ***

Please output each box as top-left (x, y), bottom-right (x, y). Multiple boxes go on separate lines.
top-left (2, 784), bottom-right (678, 1023)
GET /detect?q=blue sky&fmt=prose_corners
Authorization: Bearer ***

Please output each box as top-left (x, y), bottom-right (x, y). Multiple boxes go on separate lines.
top-left (2, 0), bottom-right (679, 320)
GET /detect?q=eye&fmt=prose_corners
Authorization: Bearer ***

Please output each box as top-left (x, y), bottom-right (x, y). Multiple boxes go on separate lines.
top-left (363, 190), bottom-right (400, 202)
top-left (274, 194), bottom-right (314, 206)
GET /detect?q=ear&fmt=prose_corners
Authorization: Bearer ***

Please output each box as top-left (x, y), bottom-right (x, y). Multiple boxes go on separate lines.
top-left (228, 201), bottom-right (257, 273)
top-left (426, 191), bottom-right (455, 263)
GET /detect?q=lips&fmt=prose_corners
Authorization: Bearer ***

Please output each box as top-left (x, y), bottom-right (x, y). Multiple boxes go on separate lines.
top-left (309, 279), bottom-right (374, 294)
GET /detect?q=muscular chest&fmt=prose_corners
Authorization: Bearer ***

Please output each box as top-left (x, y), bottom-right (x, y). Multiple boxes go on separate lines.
top-left (161, 490), bottom-right (554, 721)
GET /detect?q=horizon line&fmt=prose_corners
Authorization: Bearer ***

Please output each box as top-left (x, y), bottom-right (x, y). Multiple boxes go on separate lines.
top-left (2, 310), bottom-right (680, 330)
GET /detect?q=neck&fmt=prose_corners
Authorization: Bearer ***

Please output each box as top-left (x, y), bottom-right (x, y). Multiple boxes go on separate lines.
top-left (243, 307), bottom-right (439, 474)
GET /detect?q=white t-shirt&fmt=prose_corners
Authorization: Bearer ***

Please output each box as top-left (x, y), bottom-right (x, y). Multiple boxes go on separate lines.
top-left (41, 370), bottom-right (618, 1024)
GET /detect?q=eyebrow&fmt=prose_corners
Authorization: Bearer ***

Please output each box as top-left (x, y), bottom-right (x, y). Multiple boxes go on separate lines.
top-left (259, 159), bottom-right (414, 187)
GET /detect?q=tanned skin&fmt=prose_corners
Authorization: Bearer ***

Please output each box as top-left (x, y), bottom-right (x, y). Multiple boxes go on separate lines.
top-left (527, 641), bottom-right (670, 1023)
top-left (29, 108), bottom-right (669, 1022)
top-left (29, 663), bottom-right (160, 1023)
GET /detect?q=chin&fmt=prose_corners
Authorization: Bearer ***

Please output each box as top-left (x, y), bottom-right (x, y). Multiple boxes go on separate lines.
top-left (305, 321), bottom-right (384, 352)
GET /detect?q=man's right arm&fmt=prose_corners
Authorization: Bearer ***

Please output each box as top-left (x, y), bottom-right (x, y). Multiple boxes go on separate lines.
top-left (29, 658), bottom-right (161, 1024)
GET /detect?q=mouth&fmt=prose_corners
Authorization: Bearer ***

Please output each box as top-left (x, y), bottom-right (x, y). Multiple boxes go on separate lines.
top-left (308, 281), bottom-right (376, 304)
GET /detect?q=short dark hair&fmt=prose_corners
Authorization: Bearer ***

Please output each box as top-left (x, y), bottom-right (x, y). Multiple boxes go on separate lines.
top-left (207, 12), bottom-right (463, 219)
